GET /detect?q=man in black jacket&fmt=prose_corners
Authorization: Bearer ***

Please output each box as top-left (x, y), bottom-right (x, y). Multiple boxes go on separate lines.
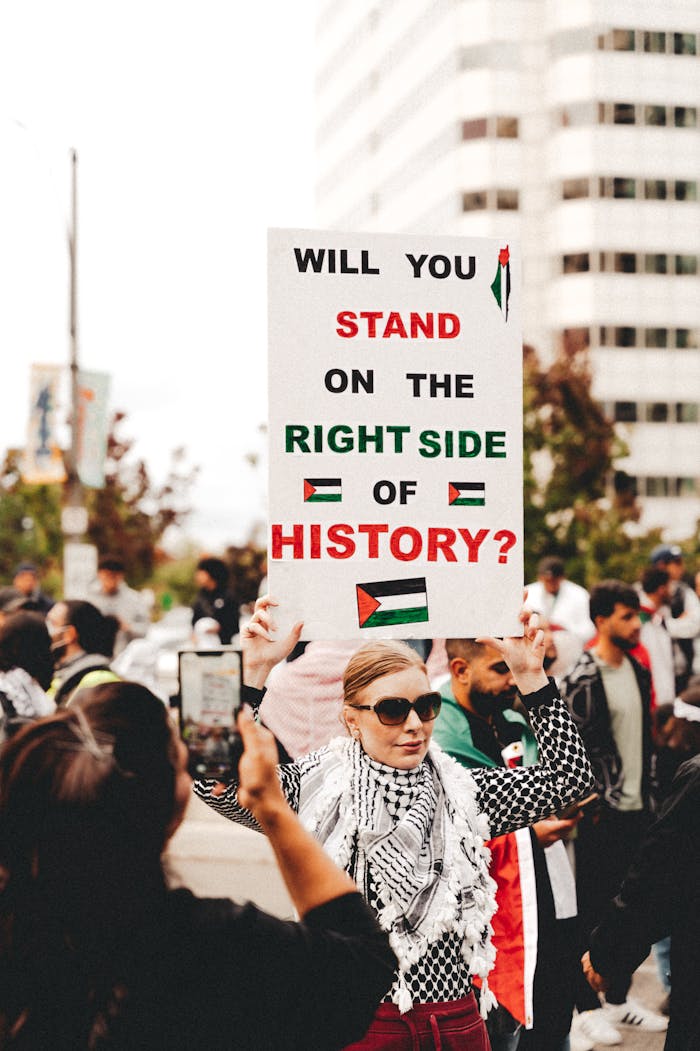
top-left (561, 580), bottom-right (667, 1045)
top-left (583, 754), bottom-right (700, 1051)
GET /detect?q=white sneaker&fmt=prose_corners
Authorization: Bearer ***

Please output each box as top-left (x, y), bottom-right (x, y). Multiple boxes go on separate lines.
top-left (569, 1015), bottom-right (595, 1051)
top-left (603, 997), bottom-right (669, 1031)
top-left (574, 1008), bottom-right (622, 1046)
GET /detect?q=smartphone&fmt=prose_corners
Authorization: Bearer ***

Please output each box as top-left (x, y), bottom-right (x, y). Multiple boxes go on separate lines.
top-left (558, 791), bottom-right (600, 821)
top-left (176, 648), bottom-right (243, 781)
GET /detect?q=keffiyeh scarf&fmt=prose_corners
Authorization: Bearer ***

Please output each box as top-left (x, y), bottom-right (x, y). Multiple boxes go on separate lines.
top-left (0, 667), bottom-right (55, 719)
top-left (296, 737), bottom-right (498, 1014)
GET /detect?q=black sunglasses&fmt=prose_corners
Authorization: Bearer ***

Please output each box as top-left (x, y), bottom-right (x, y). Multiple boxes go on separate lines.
top-left (350, 692), bottom-right (442, 726)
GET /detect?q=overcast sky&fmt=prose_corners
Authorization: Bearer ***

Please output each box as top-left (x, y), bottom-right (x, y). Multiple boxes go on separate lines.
top-left (0, 1), bottom-right (317, 552)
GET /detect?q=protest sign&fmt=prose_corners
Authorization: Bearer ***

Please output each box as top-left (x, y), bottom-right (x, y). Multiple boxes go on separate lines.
top-left (268, 228), bottom-right (522, 639)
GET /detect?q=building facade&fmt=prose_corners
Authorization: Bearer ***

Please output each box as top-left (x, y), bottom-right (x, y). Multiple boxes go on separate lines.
top-left (314, 0), bottom-right (700, 537)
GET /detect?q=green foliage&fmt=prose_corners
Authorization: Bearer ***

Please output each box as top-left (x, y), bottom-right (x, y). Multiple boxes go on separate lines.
top-left (150, 552), bottom-right (200, 612)
top-left (0, 413), bottom-right (197, 590)
top-left (522, 343), bottom-right (654, 588)
top-left (224, 543), bottom-right (267, 608)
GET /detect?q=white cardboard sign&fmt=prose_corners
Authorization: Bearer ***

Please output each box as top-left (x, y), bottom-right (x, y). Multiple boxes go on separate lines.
top-left (268, 228), bottom-right (523, 639)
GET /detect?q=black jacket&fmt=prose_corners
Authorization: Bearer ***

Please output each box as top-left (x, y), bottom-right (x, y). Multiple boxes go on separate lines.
top-left (589, 756), bottom-right (700, 1051)
top-left (560, 650), bottom-right (652, 810)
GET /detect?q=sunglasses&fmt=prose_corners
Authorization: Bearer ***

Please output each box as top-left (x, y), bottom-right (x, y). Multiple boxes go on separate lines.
top-left (350, 692), bottom-right (442, 726)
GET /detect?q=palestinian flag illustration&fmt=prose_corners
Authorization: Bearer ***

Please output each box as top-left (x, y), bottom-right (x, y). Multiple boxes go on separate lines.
top-left (449, 481), bottom-right (485, 507)
top-left (356, 577), bottom-right (429, 628)
top-left (491, 245), bottom-right (511, 321)
top-left (304, 478), bottom-right (342, 503)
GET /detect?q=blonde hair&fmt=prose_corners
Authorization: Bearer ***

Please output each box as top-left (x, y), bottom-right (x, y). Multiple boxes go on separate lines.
top-left (343, 640), bottom-right (426, 706)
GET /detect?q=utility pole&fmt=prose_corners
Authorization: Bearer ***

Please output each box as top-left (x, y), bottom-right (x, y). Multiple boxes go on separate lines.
top-left (62, 149), bottom-right (96, 596)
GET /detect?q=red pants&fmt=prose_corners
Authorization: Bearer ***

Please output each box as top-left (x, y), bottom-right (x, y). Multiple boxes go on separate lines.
top-left (342, 993), bottom-right (491, 1051)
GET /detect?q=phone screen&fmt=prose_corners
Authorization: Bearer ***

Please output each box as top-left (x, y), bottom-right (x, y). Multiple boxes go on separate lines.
top-left (177, 649), bottom-right (242, 780)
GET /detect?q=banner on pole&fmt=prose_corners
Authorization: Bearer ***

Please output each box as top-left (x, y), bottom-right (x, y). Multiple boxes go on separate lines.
top-left (21, 364), bottom-right (67, 485)
top-left (267, 228), bottom-right (523, 639)
top-left (75, 369), bottom-right (111, 488)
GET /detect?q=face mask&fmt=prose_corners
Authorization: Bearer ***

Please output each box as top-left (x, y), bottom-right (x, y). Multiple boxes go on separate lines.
top-left (49, 632), bottom-right (70, 664)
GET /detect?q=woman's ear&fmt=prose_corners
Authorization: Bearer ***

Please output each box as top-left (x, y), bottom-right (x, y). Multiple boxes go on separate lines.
top-left (343, 705), bottom-right (360, 737)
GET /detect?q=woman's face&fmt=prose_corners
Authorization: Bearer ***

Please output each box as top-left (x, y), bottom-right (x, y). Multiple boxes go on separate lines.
top-left (344, 666), bottom-right (436, 770)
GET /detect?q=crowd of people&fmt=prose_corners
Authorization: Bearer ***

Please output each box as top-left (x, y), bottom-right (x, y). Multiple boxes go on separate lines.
top-left (0, 545), bottom-right (697, 1049)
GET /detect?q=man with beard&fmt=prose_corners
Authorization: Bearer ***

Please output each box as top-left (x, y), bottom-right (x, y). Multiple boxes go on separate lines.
top-left (561, 580), bottom-right (668, 1046)
top-left (433, 638), bottom-right (584, 1051)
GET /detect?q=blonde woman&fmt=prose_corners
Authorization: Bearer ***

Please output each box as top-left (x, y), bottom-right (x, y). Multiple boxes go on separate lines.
top-left (196, 597), bottom-right (594, 1050)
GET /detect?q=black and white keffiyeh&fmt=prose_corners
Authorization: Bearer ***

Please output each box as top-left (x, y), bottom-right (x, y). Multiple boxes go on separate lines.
top-left (295, 737), bottom-right (498, 1014)
top-left (0, 667), bottom-right (55, 720)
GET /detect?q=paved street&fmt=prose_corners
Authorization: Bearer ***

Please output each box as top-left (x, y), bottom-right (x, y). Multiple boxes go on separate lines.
top-left (167, 796), bottom-right (668, 1050)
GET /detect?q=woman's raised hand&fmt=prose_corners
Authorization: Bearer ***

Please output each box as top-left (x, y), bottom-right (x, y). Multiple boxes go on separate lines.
top-left (242, 595), bottom-right (303, 689)
top-left (235, 708), bottom-right (287, 820)
top-left (477, 595), bottom-right (549, 695)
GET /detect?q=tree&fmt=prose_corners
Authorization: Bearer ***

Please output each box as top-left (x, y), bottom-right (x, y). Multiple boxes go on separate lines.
top-left (522, 343), bottom-right (651, 587)
top-left (86, 412), bottom-right (198, 585)
top-left (0, 413), bottom-right (197, 589)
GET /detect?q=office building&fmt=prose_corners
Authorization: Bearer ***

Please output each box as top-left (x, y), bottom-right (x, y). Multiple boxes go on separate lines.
top-left (314, 0), bottom-right (700, 535)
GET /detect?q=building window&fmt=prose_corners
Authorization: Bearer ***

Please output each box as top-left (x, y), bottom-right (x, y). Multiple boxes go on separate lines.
top-left (676, 403), bottom-right (699, 422)
top-left (673, 32), bottom-right (697, 55)
top-left (496, 188), bottom-right (519, 210)
top-left (614, 252), bottom-right (637, 273)
top-left (462, 190), bottom-right (487, 211)
top-left (674, 180), bottom-right (698, 201)
top-left (613, 177), bottom-right (636, 198)
top-left (644, 104), bottom-right (667, 126)
top-left (646, 328), bottom-right (669, 348)
top-left (675, 255), bottom-right (698, 275)
top-left (613, 102), bottom-right (636, 124)
top-left (614, 326), bottom-right (637, 347)
top-left (644, 31), bottom-right (666, 53)
top-left (562, 177), bottom-right (590, 200)
top-left (562, 252), bottom-right (590, 273)
top-left (674, 106), bottom-right (698, 128)
top-left (495, 116), bottom-right (519, 138)
top-left (611, 28), bottom-right (635, 51)
top-left (644, 179), bottom-right (667, 200)
top-left (645, 477), bottom-right (670, 497)
top-left (646, 403), bottom-right (669, 422)
top-left (614, 401), bottom-right (638, 422)
top-left (676, 329), bottom-right (699, 348)
top-left (645, 254), bottom-right (668, 274)
top-left (462, 118), bottom-right (487, 140)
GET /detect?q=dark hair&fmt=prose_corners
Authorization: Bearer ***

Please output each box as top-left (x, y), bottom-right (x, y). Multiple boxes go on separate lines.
top-left (61, 600), bottom-right (120, 658)
top-left (0, 682), bottom-right (180, 1045)
top-left (0, 612), bottom-right (54, 691)
top-left (641, 566), bottom-right (669, 595)
top-left (445, 638), bottom-right (485, 662)
top-left (98, 555), bottom-right (125, 573)
top-left (196, 557), bottom-right (229, 590)
top-left (589, 580), bottom-right (640, 621)
top-left (537, 555), bottom-right (565, 578)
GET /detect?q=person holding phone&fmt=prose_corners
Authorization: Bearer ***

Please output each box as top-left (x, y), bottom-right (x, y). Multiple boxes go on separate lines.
top-left (0, 681), bottom-right (396, 1050)
top-left (195, 596), bottom-right (594, 1050)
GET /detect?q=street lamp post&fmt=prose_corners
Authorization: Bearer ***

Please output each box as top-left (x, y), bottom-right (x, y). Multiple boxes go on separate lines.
top-left (61, 148), bottom-right (94, 595)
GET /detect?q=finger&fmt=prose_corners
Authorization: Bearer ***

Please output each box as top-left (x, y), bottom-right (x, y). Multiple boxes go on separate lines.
top-left (243, 621), bottom-right (274, 642)
top-left (211, 781), bottom-right (228, 797)
top-left (474, 636), bottom-right (505, 652)
top-left (255, 594), bottom-right (279, 611)
top-left (251, 608), bottom-right (275, 633)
